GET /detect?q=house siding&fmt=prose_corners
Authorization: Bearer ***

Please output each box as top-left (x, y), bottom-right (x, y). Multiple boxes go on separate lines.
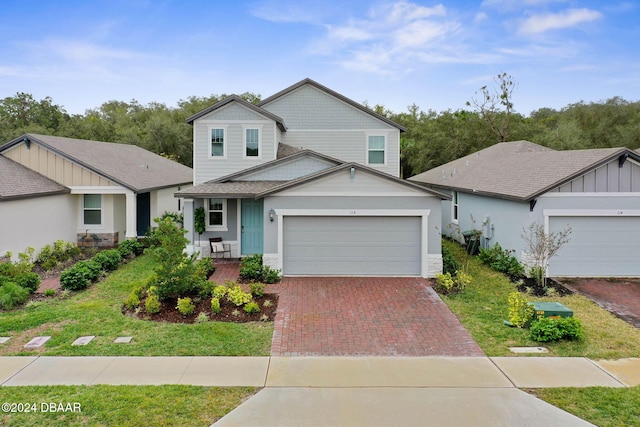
top-left (0, 194), bottom-right (77, 259)
top-left (236, 156), bottom-right (335, 181)
top-left (550, 158), bottom-right (640, 193)
top-left (193, 119), bottom-right (277, 183)
top-left (4, 143), bottom-right (115, 187)
top-left (261, 84), bottom-right (392, 130)
top-left (281, 130), bottom-right (400, 177)
top-left (189, 198), bottom-right (239, 252)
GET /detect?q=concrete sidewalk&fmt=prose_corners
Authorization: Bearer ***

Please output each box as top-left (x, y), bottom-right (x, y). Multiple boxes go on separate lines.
top-left (1, 356), bottom-right (638, 426)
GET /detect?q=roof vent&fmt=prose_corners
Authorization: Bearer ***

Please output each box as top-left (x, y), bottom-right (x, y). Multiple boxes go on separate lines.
top-left (139, 164), bottom-right (149, 170)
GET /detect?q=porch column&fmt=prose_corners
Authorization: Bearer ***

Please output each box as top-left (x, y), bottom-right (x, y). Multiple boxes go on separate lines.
top-left (125, 191), bottom-right (137, 239)
top-left (183, 198), bottom-right (196, 254)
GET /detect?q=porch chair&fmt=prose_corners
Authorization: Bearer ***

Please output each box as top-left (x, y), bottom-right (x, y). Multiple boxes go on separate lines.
top-left (209, 237), bottom-right (231, 259)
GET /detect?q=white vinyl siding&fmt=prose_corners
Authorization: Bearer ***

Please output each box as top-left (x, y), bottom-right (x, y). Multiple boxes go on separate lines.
top-left (83, 194), bottom-right (102, 225)
top-left (367, 135), bottom-right (385, 165)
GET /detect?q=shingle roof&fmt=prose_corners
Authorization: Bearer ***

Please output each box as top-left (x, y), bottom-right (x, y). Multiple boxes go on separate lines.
top-left (0, 156), bottom-right (69, 201)
top-left (409, 141), bottom-right (637, 201)
top-left (0, 134), bottom-right (193, 192)
top-left (176, 181), bottom-right (287, 198)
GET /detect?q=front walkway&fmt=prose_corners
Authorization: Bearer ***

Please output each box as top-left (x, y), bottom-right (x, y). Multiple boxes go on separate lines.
top-left (270, 277), bottom-right (484, 357)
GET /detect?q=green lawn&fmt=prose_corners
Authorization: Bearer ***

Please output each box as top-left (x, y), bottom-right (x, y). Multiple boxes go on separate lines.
top-left (0, 255), bottom-right (273, 356)
top-left (0, 385), bottom-right (256, 426)
top-left (531, 386), bottom-right (640, 427)
top-left (441, 240), bottom-right (640, 358)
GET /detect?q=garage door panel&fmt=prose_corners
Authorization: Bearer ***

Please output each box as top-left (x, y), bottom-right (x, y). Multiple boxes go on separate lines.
top-left (284, 216), bottom-right (421, 276)
top-left (549, 217), bottom-right (640, 277)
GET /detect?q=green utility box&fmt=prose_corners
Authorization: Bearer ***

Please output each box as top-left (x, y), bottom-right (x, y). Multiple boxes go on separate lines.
top-left (531, 302), bottom-right (573, 320)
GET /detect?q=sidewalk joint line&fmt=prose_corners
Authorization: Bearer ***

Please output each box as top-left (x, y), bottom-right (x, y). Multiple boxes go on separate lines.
top-left (1, 355), bottom-right (40, 386)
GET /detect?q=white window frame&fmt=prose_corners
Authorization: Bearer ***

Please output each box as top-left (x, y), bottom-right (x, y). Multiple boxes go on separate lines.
top-left (452, 191), bottom-right (459, 224)
top-left (366, 134), bottom-right (386, 166)
top-left (206, 198), bottom-right (227, 231)
top-left (82, 194), bottom-right (102, 227)
top-left (243, 126), bottom-right (262, 159)
top-left (208, 125), bottom-right (227, 159)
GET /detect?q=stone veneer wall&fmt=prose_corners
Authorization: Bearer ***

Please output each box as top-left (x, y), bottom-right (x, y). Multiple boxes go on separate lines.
top-left (77, 232), bottom-right (119, 248)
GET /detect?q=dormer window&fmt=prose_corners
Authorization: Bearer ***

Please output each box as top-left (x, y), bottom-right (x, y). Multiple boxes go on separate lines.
top-left (209, 126), bottom-right (227, 158)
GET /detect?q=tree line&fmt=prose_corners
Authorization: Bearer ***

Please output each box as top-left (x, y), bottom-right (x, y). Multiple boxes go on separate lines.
top-left (2, 82), bottom-right (639, 178)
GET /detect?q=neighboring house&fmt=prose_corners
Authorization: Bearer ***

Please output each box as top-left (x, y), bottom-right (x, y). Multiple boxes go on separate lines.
top-left (177, 78), bottom-right (448, 278)
top-left (0, 134), bottom-right (192, 256)
top-left (409, 140), bottom-right (640, 278)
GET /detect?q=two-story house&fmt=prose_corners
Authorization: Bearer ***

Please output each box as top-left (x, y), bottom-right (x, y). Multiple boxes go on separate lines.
top-left (177, 79), bottom-right (448, 278)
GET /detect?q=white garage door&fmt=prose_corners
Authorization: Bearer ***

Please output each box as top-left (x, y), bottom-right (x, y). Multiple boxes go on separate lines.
top-left (549, 216), bottom-right (640, 277)
top-left (283, 216), bottom-right (422, 276)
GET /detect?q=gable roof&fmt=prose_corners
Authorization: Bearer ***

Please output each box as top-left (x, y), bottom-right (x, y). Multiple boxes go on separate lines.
top-left (258, 78), bottom-right (405, 132)
top-left (0, 156), bottom-right (69, 201)
top-left (185, 94), bottom-right (287, 131)
top-left (177, 149), bottom-right (449, 200)
top-left (409, 140), bottom-right (640, 201)
top-left (0, 134), bottom-right (193, 193)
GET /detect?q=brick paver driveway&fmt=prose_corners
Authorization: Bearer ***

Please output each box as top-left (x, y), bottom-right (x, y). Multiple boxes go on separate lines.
top-left (269, 277), bottom-right (484, 357)
top-left (560, 278), bottom-right (640, 329)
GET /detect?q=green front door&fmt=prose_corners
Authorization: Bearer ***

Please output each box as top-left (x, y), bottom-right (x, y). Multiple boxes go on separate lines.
top-left (241, 199), bottom-right (264, 255)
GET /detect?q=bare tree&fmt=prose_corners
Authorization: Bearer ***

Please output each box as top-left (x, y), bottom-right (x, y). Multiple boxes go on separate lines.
top-left (521, 222), bottom-right (572, 288)
top-left (466, 72), bottom-right (516, 142)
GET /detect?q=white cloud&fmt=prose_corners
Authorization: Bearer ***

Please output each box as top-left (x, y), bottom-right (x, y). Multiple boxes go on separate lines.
top-left (518, 8), bottom-right (603, 34)
top-left (481, 0), bottom-right (568, 9)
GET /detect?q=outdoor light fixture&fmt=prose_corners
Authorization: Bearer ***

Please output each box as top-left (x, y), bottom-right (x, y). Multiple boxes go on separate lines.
top-left (269, 208), bottom-right (275, 222)
top-left (350, 166), bottom-right (355, 181)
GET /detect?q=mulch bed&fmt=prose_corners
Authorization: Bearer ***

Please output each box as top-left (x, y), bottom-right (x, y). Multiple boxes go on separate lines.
top-left (124, 293), bottom-right (278, 324)
top-left (516, 277), bottom-right (573, 297)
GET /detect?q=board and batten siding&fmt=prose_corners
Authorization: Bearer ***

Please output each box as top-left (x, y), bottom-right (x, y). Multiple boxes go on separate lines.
top-left (3, 143), bottom-right (115, 187)
top-left (550, 158), bottom-right (640, 193)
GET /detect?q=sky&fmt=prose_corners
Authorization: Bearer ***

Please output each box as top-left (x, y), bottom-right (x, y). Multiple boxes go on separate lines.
top-left (1, 0), bottom-right (639, 116)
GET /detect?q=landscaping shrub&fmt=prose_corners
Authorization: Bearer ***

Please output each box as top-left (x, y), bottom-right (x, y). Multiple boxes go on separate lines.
top-left (433, 270), bottom-right (471, 295)
top-left (92, 249), bottom-right (122, 272)
top-left (212, 284), bottom-right (228, 299)
top-left (118, 239), bottom-right (144, 257)
top-left (243, 301), bottom-right (260, 314)
top-left (195, 258), bottom-right (215, 278)
top-left (239, 254), bottom-right (281, 284)
top-left (529, 317), bottom-right (585, 342)
top-left (145, 294), bottom-right (161, 314)
top-left (226, 284), bottom-right (252, 306)
top-left (14, 272), bottom-right (40, 294)
top-left (147, 217), bottom-right (206, 300)
top-left (60, 268), bottom-right (91, 291)
top-left (211, 297), bottom-right (221, 313)
top-left (441, 244), bottom-right (460, 275)
top-left (0, 282), bottom-right (30, 309)
top-left (36, 240), bottom-right (81, 270)
top-left (195, 311), bottom-right (209, 323)
top-left (176, 297), bottom-right (195, 316)
top-left (478, 243), bottom-right (524, 281)
top-left (74, 259), bottom-right (103, 282)
top-left (124, 292), bottom-right (141, 310)
top-left (249, 282), bottom-right (266, 297)
top-left (507, 292), bottom-right (534, 328)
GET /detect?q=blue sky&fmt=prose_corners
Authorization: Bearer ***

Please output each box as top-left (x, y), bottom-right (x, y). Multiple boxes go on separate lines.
top-left (1, 0), bottom-right (638, 116)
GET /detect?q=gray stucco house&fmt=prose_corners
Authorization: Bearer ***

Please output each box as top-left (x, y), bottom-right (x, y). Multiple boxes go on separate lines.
top-left (177, 78), bottom-right (448, 278)
top-left (0, 134), bottom-right (192, 257)
top-left (409, 140), bottom-right (640, 278)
